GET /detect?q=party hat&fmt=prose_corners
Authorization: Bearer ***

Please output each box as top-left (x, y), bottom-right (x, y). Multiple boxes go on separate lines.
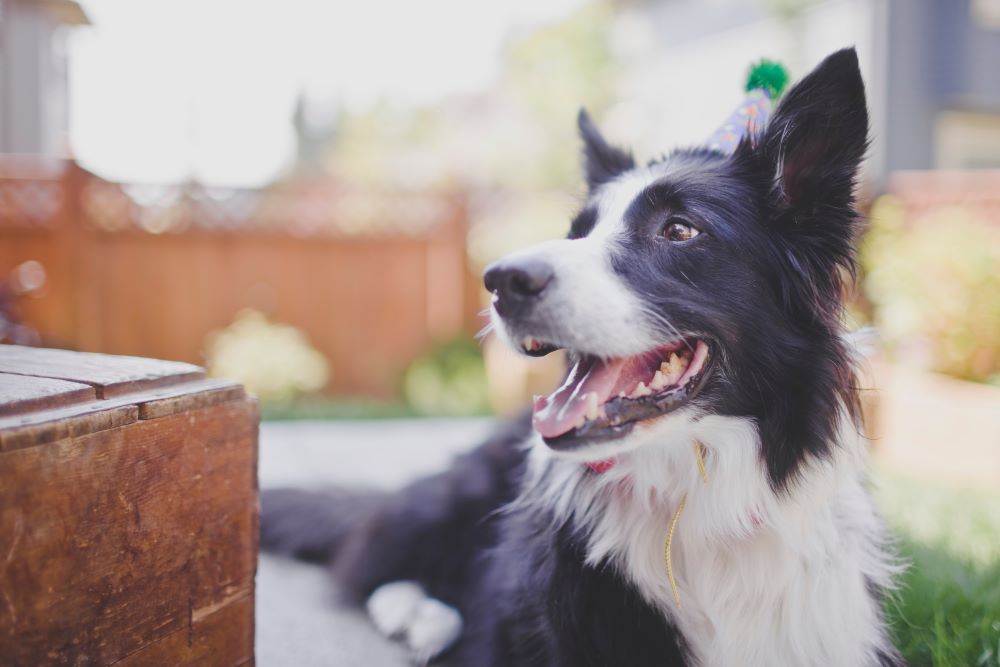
top-left (706, 59), bottom-right (789, 153)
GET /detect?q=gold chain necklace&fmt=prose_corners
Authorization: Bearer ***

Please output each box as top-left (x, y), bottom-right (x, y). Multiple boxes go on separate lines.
top-left (664, 440), bottom-right (709, 609)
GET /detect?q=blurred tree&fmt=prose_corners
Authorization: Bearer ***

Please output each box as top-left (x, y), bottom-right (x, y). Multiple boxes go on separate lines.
top-left (323, 103), bottom-right (445, 188)
top-left (319, 1), bottom-right (618, 194)
top-left (500, 1), bottom-right (618, 190)
top-left (761, 0), bottom-right (821, 21)
top-left (313, 1), bottom-right (620, 268)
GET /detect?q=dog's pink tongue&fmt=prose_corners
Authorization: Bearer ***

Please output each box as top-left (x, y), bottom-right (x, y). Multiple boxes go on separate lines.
top-left (532, 357), bottom-right (627, 439)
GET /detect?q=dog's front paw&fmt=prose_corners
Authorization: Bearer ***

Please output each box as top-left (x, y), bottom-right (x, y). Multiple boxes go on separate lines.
top-left (366, 581), bottom-right (463, 664)
top-left (406, 597), bottom-right (463, 665)
top-left (367, 581), bottom-right (426, 638)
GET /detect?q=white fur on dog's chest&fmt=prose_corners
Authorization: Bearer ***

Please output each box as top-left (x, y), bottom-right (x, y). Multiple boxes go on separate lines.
top-left (654, 506), bottom-right (886, 667)
top-left (527, 414), bottom-right (897, 667)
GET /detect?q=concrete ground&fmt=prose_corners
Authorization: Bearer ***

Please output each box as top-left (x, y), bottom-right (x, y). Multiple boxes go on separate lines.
top-left (256, 418), bottom-right (494, 667)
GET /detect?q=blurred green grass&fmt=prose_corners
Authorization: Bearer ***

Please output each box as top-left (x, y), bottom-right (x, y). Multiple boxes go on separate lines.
top-left (874, 472), bottom-right (1000, 666)
top-left (259, 396), bottom-right (420, 421)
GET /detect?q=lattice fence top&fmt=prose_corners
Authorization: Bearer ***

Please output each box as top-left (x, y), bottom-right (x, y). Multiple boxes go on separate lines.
top-left (82, 180), bottom-right (460, 237)
top-left (890, 170), bottom-right (1000, 202)
top-left (0, 158), bottom-right (463, 238)
top-left (888, 170), bottom-right (1000, 226)
top-left (0, 180), bottom-right (63, 229)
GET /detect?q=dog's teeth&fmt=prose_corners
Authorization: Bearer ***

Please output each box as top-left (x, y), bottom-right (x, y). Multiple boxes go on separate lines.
top-left (649, 370), bottom-right (668, 390)
top-left (664, 353), bottom-right (686, 379)
top-left (629, 381), bottom-right (652, 399)
top-left (522, 336), bottom-right (543, 352)
top-left (618, 391), bottom-right (627, 398)
top-left (584, 392), bottom-right (600, 421)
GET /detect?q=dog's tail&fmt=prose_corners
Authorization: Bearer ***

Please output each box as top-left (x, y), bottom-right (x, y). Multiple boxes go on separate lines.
top-left (259, 486), bottom-right (385, 563)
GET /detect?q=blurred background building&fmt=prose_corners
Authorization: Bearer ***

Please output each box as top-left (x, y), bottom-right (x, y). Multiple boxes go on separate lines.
top-left (0, 0), bottom-right (89, 155)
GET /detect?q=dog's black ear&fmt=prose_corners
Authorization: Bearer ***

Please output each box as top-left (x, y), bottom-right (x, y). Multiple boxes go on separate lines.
top-left (760, 48), bottom-right (868, 211)
top-left (747, 48), bottom-right (869, 317)
top-left (578, 108), bottom-right (635, 191)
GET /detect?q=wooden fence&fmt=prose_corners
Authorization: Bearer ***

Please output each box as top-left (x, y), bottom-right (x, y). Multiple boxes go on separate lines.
top-left (0, 157), bottom-right (480, 396)
top-left (886, 169), bottom-right (1000, 224)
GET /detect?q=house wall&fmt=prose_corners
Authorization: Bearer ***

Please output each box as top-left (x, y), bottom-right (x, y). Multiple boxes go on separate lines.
top-left (610, 0), bottom-right (1000, 182)
top-left (0, 0), bottom-right (69, 154)
top-left (884, 0), bottom-right (1000, 173)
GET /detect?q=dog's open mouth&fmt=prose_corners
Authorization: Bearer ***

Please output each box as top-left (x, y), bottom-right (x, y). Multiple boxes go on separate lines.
top-left (529, 339), bottom-right (713, 451)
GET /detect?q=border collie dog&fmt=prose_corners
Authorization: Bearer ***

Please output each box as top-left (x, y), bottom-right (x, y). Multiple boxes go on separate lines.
top-left (261, 48), bottom-right (904, 666)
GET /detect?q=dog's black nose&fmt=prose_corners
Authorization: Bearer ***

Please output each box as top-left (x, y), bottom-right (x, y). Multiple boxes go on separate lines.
top-left (484, 259), bottom-right (554, 315)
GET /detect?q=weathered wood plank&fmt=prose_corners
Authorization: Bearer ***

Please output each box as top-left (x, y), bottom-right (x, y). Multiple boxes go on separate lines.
top-left (0, 403), bottom-right (138, 452)
top-left (0, 345), bottom-right (204, 398)
top-left (137, 379), bottom-right (245, 420)
top-left (0, 398), bottom-right (259, 666)
top-left (0, 373), bottom-right (96, 417)
top-left (0, 379), bottom-right (245, 452)
top-left (113, 594), bottom-right (254, 667)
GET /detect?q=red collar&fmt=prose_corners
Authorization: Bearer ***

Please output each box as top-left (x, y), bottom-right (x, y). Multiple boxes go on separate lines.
top-left (586, 458), bottom-right (617, 474)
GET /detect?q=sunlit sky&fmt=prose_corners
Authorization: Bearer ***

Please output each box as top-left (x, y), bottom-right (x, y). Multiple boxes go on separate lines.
top-left (70, 0), bottom-right (586, 186)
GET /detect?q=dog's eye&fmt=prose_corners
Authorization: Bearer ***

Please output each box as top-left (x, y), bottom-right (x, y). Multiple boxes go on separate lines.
top-left (662, 220), bottom-right (700, 243)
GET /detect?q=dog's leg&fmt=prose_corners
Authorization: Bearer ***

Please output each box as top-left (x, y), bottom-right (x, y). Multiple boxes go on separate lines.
top-left (366, 581), bottom-right (426, 638)
top-left (367, 581), bottom-right (463, 664)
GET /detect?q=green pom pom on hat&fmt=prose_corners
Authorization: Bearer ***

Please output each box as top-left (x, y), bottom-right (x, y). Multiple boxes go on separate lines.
top-left (745, 59), bottom-right (789, 99)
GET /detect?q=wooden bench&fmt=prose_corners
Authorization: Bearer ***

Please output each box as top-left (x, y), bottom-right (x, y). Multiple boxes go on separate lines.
top-left (0, 345), bottom-right (258, 666)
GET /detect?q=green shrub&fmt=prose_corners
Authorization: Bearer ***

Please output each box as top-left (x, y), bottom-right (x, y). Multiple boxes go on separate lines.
top-left (403, 337), bottom-right (490, 416)
top-left (205, 309), bottom-right (329, 402)
top-left (862, 196), bottom-right (1000, 384)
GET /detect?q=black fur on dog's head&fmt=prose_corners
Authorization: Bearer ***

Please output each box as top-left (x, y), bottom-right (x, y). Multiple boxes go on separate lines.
top-left (485, 48), bottom-right (868, 489)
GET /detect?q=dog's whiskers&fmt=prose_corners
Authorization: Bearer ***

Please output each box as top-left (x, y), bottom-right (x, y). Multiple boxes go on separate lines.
top-left (642, 309), bottom-right (695, 354)
top-left (475, 315), bottom-right (495, 341)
